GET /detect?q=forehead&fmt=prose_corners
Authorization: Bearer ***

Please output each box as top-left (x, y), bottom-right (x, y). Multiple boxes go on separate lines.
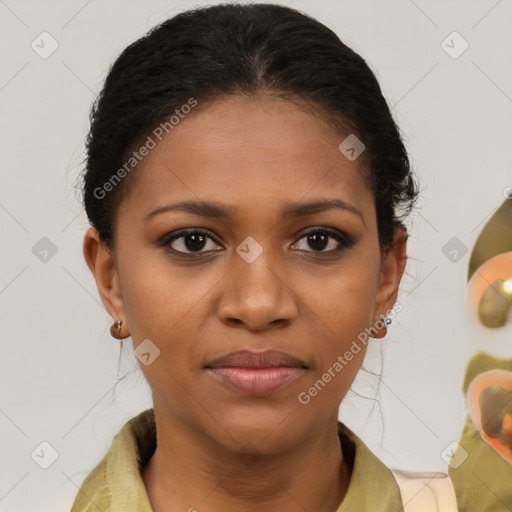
top-left (117, 94), bottom-right (373, 223)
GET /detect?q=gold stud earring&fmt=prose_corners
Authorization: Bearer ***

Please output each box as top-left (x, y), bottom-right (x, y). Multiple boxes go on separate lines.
top-left (110, 320), bottom-right (125, 339)
top-left (369, 314), bottom-right (391, 339)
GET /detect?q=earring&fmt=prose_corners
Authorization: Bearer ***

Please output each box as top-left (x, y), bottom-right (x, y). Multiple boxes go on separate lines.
top-left (369, 314), bottom-right (391, 339)
top-left (110, 320), bottom-right (126, 340)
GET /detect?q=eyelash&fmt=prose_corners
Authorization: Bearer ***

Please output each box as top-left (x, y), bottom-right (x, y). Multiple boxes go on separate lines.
top-left (158, 227), bottom-right (356, 258)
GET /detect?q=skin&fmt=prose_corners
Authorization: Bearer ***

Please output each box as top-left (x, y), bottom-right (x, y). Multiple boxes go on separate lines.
top-left (83, 94), bottom-right (407, 512)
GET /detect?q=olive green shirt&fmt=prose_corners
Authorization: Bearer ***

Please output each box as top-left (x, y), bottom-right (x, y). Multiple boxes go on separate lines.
top-left (70, 408), bottom-right (404, 512)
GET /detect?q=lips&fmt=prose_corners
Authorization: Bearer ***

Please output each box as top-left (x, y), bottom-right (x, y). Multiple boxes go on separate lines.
top-left (205, 349), bottom-right (308, 394)
top-left (205, 349), bottom-right (308, 369)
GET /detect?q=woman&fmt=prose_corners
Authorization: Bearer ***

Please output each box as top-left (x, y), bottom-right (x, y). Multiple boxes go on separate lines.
top-left (73, 3), bottom-right (419, 511)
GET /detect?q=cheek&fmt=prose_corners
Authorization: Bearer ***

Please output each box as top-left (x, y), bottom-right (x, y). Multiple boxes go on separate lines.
top-left (120, 250), bottom-right (214, 340)
top-left (118, 251), bottom-right (224, 387)
top-left (118, 256), bottom-right (207, 407)
top-left (289, 265), bottom-right (378, 408)
top-left (116, 267), bottom-right (193, 401)
top-left (308, 262), bottom-right (379, 339)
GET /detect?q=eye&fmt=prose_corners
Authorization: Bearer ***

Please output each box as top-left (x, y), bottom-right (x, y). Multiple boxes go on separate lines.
top-left (160, 229), bottom-right (223, 256)
top-left (158, 226), bottom-right (355, 258)
top-left (292, 227), bottom-right (355, 254)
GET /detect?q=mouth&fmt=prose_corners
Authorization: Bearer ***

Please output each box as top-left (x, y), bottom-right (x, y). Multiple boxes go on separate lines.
top-left (205, 349), bottom-right (308, 395)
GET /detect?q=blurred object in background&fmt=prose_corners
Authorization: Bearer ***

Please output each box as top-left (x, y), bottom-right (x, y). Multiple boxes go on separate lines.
top-left (449, 353), bottom-right (512, 511)
top-left (479, 385), bottom-right (512, 438)
top-left (477, 278), bottom-right (512, 328)
top-left (467, 370), bottom-right (512, 463)
top-left (467, 197), bottom-right (512, 328)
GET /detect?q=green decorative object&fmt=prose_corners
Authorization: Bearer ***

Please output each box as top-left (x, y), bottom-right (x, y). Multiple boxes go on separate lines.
top-left (468, 197), bottom-right (512, 282)
top-left (477, 278), bottom-right (512, 328)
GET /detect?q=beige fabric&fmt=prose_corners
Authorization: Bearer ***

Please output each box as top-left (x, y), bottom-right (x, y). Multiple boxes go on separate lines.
top-left (392, 472), bottom-right (458, 512)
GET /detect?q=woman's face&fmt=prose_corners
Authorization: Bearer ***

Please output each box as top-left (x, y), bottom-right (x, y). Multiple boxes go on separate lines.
top-left (85, 94), bottom-right (406, 452)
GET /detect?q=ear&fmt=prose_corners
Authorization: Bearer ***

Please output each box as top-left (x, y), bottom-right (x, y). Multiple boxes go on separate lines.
top-left (373, 227), bottom-right (408, 327)
top-left (83, 227), bottom-right (126, 324)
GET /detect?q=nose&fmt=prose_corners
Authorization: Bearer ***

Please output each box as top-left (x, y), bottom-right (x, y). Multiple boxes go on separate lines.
top-left (217, 246), bottom-right (298, 332)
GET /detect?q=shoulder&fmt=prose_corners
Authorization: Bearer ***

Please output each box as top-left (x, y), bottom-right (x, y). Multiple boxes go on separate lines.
top-left (337, 421), bottom-right (404, 512)
top-left (69, 453), bottom-right (110, 512)
top-left (337, 422), bottom-right (460, 512)
top-left (69, 409), bottom-right (155, 512)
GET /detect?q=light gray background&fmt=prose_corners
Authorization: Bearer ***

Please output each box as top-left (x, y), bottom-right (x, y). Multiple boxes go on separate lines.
top-left (1, 0), bottom-right (511, 510)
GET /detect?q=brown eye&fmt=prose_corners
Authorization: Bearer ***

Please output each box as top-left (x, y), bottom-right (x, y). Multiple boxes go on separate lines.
top-left (293, 228), bottom-right (355, 254)
top-left (161, 229), bottom-right (223, 255)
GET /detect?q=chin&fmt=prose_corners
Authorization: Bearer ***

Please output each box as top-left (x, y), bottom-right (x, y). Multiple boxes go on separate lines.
top-left (210, 407), bottom-right (307, 451)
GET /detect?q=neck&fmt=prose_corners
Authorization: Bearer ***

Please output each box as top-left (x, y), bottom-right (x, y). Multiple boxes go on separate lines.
top-left (142, 405), bottom-right (351, 512)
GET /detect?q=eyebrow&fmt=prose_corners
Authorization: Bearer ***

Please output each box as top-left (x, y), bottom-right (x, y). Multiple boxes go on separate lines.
top-left (144, 198), bottom-right (365, 225)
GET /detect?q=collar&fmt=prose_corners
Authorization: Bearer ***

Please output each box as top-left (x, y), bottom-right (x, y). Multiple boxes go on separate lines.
top-left (71, 408), bottom-right (403, 512)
